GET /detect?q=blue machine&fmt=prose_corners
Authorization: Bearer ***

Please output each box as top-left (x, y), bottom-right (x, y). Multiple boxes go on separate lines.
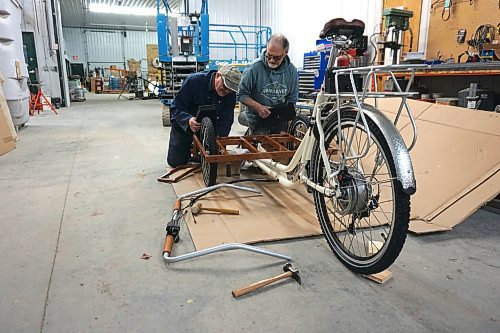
top-left (297, 40), bottom-right (332, 100)
top-left (156, 0), bottom-right (210, 105)
top-left (156, 0), bottom-right (270, 106)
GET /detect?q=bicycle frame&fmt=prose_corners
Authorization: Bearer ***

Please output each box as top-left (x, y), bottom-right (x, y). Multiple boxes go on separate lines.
top-left (252, 37), bottom-right (425, 197)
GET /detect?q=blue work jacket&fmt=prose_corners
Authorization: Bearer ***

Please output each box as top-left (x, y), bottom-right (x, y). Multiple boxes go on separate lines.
top-left (170, 70), bottom-right (236, 137)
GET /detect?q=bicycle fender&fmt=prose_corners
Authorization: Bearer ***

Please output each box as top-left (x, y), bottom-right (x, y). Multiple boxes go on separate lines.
top-left (336, 104), bottom-right (416, 195)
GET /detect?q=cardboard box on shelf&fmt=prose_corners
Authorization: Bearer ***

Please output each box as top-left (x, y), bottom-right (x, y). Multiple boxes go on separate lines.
top-left (127, 59), bottom-right (141, 75)
top-left (146, 44), bottom-right (159, 75)
top-left (109, 65), bottom-right (121, 77)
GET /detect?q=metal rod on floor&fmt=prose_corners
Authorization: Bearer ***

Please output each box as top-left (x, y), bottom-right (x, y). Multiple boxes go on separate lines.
top-left (163, 181), bottom-right (263, 258)
top-left (163, 243), bottom-right (292, 263)
top-left (177, 183), bottom-right (261, 201)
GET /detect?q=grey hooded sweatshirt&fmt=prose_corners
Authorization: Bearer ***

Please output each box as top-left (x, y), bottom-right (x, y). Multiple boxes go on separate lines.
top-left (237, 51), bottom-right (298, 125)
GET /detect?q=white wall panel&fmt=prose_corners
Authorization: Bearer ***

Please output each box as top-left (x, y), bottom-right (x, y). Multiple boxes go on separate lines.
top-left (63, 28), bottom-right (87, 66)
top-left (124, 30), bottom-right (157, 72)
top-left (63, 28), bottom-right (158, 73)
top-left (205, 0), bottom-right (259, 61)
top-left (86, 30), bottom-right (124, 64)
top-left (260, 0), bottom-right (383, 67)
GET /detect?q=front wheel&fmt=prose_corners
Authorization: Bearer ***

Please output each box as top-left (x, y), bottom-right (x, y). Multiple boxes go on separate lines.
top-left (311, 110), bottom-right (410, 274)
top-left (287, 114), bottom-right (310, 150)
top-left (200, 117), bottom-right (218, 186)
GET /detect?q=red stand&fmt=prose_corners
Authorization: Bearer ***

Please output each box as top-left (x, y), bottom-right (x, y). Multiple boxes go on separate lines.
top-left (29, 86), bottom-right (58, 115)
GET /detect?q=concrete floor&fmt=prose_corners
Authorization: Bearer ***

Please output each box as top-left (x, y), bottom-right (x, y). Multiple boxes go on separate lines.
top-left (0, 94), bottom-right (499, 333)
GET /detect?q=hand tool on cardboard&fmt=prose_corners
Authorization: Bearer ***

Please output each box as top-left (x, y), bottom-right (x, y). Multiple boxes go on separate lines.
top-left (232, 263), bottom-right (301, 298)
top-left (162, 179), bottom-right (290, 264)
top-left (191, 203), bottom-right (239, 215)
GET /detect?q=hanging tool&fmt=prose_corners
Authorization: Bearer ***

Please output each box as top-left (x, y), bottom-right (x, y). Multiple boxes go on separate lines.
top-left (232, 263), bottom-right (301, 298)
top-left (442, 0), bottom-right (452, 21)
top-left (191, 203), bottom-right (239, 215)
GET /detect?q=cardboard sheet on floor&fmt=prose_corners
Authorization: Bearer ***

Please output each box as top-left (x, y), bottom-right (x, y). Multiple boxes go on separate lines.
top-left (375, 99), bottom-right (500, 233)
top-left (171, 172), bottom-right (322, 250)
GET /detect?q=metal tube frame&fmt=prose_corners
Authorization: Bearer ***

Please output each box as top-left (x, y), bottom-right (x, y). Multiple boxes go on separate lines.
top-left (251, 38), bottom-right (427, 198)
top-left (163, 243), bottom-right (292, 263)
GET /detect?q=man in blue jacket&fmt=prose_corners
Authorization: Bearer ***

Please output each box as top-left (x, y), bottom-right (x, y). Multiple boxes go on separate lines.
top-left (167, 64), bottom-right (242, 167)
top-left (238, 34), bottom-right (298, 134)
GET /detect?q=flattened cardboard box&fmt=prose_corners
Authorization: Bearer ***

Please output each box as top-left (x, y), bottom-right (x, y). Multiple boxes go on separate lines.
top-left (0, 99), bottom-right (16, 156)
top-left (375, 99), bottom-right (500, 233)
top-left (172, 172), bottom-right (322, 250)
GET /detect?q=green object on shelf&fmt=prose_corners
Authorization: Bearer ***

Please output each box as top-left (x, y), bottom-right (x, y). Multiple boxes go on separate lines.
top-left (383, 8), bottom-right (414, 31)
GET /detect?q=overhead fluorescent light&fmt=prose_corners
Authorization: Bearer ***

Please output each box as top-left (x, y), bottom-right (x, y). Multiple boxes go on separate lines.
top-left (88, 3), bottom-right (156, 16)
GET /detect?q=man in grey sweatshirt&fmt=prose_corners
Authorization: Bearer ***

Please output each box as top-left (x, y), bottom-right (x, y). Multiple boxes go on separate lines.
top-left (238, 34), bottom-right (298, 134)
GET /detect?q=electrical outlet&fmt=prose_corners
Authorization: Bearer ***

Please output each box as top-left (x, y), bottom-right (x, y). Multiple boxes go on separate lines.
top-left (457, 29), bottom-right (467, 43)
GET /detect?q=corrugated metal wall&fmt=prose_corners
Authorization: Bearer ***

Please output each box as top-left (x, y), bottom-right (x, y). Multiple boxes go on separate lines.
top-left (63, 28), bottom-right (87, 65)
top-left (260, 0), bottom-right (383, 67)
top-left (206, 0), bottom-right (259, 61)
top-left (63, 28), bottom-right (157, 73)
top-left (63, 0), bottom-right (384, 72)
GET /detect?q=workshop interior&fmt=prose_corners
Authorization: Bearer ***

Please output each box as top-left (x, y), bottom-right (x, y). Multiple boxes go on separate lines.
top-left (0, 0), bottom-right (499, 332)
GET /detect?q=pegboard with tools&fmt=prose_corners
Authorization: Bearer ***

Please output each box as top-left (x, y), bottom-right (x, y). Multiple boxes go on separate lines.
top-left (427, 0), bottom-right (500, 61)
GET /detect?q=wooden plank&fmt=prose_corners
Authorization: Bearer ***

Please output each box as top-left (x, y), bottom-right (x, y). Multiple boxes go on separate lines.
top-left (363, 270), bottom-right (393, 284)
top-left (240, 137), bottom-right (260, 153)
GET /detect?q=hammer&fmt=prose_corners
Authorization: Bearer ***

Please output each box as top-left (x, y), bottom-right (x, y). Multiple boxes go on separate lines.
top-left (191, 203), bottom-right (239, 215)
top-left (232, 263), bottom-right (301, 298)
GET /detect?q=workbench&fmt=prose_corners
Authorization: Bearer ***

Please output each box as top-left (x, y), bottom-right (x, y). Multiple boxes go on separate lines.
top-left (394, 62), bottom-right (500, 104)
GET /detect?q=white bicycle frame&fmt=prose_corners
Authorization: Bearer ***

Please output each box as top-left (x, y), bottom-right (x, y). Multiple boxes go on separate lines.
top-left (252, 38), bottom-right (425, 198)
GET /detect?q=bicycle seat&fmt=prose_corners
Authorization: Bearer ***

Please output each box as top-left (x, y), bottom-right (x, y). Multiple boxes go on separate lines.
top-left (319, 18), bottom-right (365, 39)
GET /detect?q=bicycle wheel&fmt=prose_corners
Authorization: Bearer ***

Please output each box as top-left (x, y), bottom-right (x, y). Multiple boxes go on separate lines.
top-left (287, 114), bottom-right (310, 150)
top-left (310, 109), bottom-right (410, 274)
top-left (200, 117), bottom-right (218, 186)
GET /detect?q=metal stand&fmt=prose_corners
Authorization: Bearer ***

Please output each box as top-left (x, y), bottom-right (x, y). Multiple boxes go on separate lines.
top-left (163, 243), bottom-right (292, 263)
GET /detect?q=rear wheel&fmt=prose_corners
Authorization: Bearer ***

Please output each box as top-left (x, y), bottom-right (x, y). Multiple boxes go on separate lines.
top-left (200, 117), bottom-right (218, 186)
top-left (311, 110), bottom-right (410, 274)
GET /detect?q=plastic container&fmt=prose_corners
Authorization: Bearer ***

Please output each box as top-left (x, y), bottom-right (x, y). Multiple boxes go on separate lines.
top-left (0, 0), bottom-right (29, 126)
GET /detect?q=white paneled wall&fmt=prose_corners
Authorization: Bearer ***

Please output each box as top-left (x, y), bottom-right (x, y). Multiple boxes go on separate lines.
top-left (260, 0), bottom-right (383, 67)
top-left (63, 28), bottom-right (157, 72)
top-left (63, 0), bottom-right (385, 71)
top-left (192, 0), bottom-right (260, 61)
top-left (63, 28), bottom-right (87, 65)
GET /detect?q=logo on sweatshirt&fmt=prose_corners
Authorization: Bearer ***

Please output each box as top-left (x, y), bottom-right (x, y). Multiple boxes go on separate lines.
top-left (262, 82), bottom-right (288, 102)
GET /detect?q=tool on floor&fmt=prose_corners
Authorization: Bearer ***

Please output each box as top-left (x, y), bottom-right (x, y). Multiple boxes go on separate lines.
top-left (191, 203), bottom-right (239, 215)
top-left (162, 179), bottom-right (291, 264)
top-left (157, 164), bottom-right (200, 183)
top-left (231, 263), bottom-right (301, 298)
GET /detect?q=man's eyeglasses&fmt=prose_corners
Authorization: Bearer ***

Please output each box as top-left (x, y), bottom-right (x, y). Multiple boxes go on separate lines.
top-left (266, 53), bottom-right (285, 61)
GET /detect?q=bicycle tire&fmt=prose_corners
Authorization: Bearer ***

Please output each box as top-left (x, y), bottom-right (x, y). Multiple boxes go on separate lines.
top-left (287, 114), bottom-right (310, 150)
top-left (310, 109), bottom-right (410, 274)
top-left (200, 117), bottom-right (218, 186)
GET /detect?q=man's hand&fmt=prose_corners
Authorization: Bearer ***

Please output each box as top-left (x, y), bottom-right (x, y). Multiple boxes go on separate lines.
top-left (189, 117), bottom-right (201, 132)
top-left (256, 104), bottom-right (271, 118)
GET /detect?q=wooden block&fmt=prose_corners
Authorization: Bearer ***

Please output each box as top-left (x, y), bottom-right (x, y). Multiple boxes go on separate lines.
top-left (363, 270), bottom-right (393, 284)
